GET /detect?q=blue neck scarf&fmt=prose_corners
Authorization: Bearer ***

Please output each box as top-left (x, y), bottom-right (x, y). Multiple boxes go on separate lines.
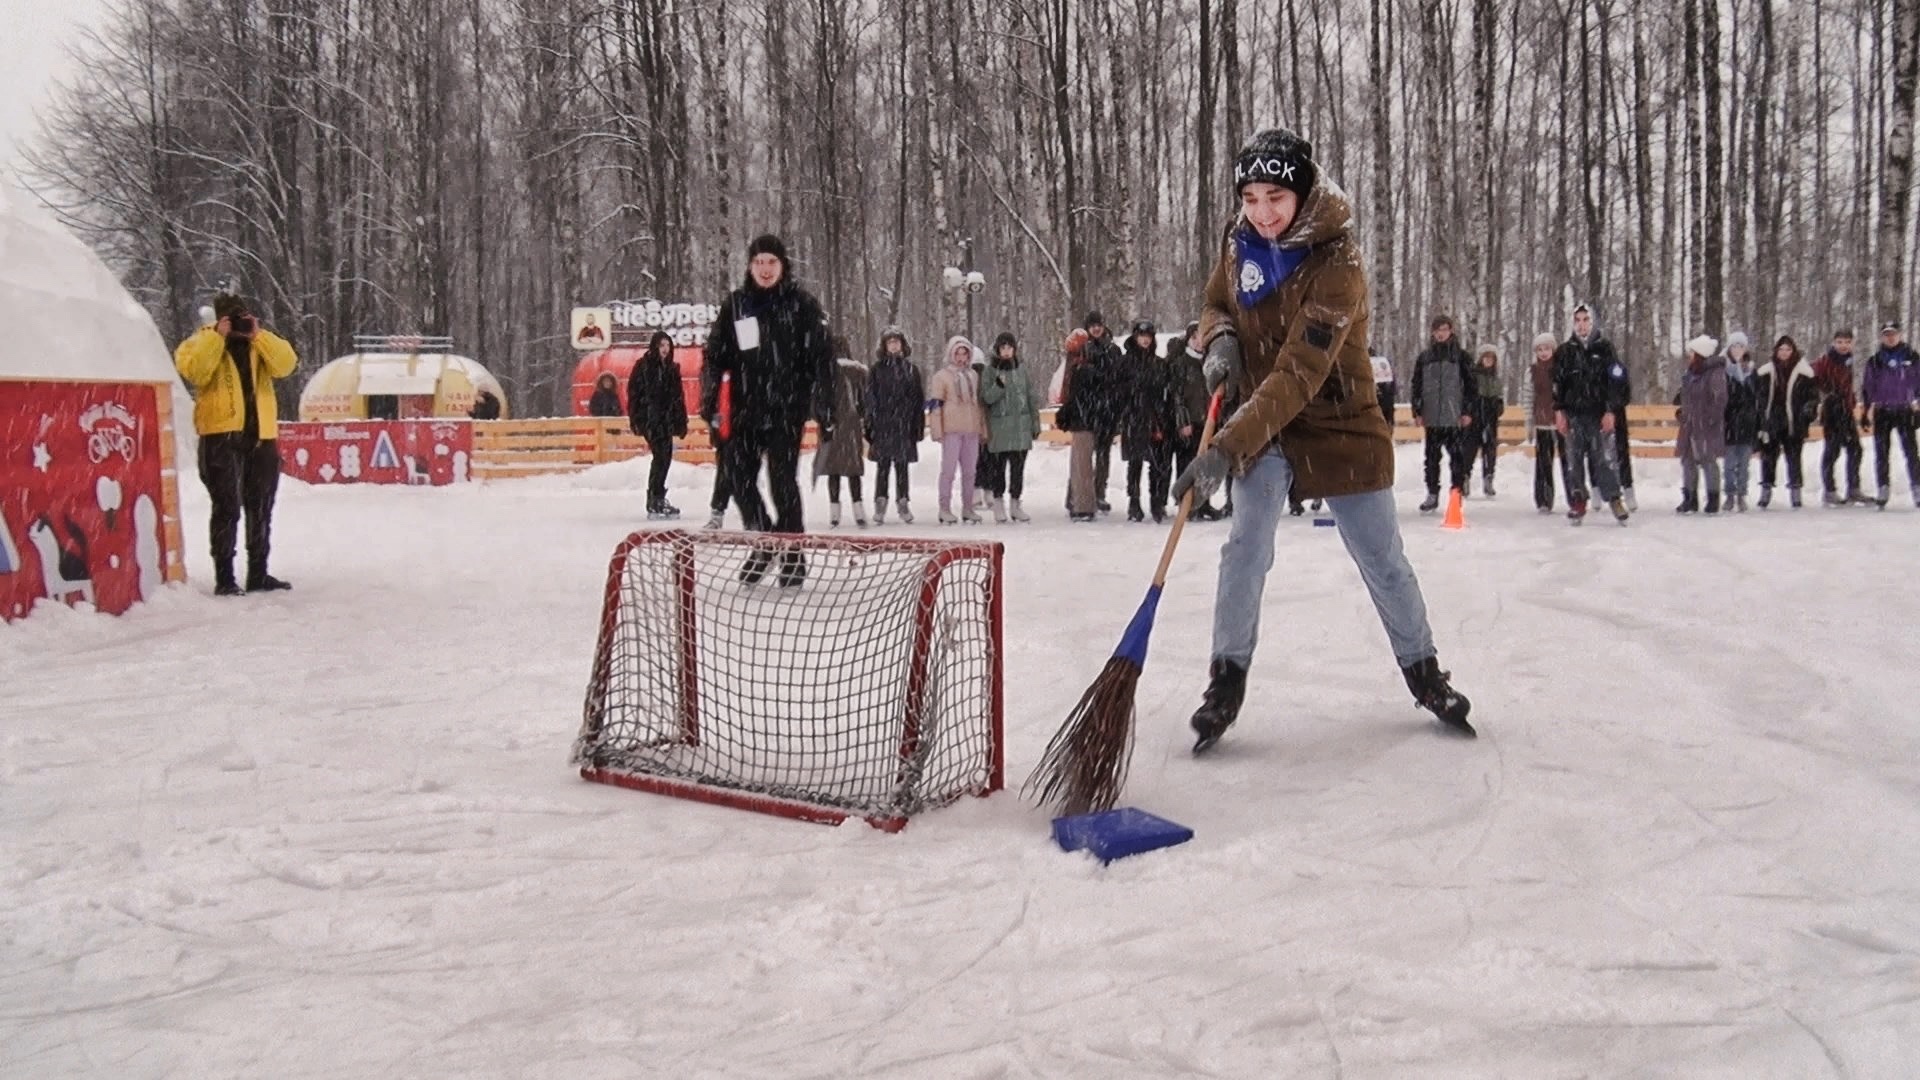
top-left (1234, 227), bottom-right (1311, 308)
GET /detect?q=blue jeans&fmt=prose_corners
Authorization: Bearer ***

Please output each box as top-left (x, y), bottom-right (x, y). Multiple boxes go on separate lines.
top-left (1211, 446), bottom-right (1437, 670)
top-left (1723, 444), bottom-right (1752, 497)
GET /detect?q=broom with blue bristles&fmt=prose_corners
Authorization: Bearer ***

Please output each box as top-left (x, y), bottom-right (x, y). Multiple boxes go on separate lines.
top-left (1024, 389), bottom-right (1225, 817)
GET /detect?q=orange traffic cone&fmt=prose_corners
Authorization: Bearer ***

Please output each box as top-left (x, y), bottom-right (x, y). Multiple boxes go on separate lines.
top-left (1441, 486), bottom-right (1466, 530)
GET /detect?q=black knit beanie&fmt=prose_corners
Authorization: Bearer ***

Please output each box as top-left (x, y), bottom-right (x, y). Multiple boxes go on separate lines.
top-left (746, 234), bottom-right (791, 279)
top-left (993, 332), bottom-right (1018, 354)
top-left (1234, 129), bottom-right (1316, 200)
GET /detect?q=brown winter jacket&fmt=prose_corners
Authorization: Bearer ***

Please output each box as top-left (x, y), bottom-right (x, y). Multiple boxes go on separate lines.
top-left (1530, 356), bottom-right (1556, 428)
top-left (1198, 179), bottom-right (1390, 500)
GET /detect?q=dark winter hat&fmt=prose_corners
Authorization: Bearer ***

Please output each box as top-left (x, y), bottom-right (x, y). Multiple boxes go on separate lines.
top-left (1186, 320), bottom-right (1201, 337)
top-left (879, 325), bottom-right (912, 356)
top-left (1084, 311), bottom-right (1107, 331)
top-left (213, 293), bottom-right (250, 320)
top-left (648, 329), bottom-right (674, 354)
top-left (1881, 321), bottom-right (1902, 334)
top-left (1430, 314), bottom-right (1454, 331)
top-left (1234, 129), bottom-right (1316, 200)
top-left (746, 234), bottom-right (791, 278)
top-left (992, 331), bottom-right (1018, 353)
top-left (1131, 319), bottom-right (1157, 337)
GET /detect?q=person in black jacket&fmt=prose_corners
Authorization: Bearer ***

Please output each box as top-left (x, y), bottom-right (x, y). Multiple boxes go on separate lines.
top-left (1409, 315), bottom-right (1475, 512)
top-left (1551, 303), bottom-right (1631, 524)
top-left (1171, 321), bottom-right (1218, 519)
top-left (1753, 334), bottom-right (1817, 508)
top-left (700, 233), bottom-right (836, 584)
top-left (587, 372), bottom-right (623, 418)
top-left (1119, 320), bottom-right (1180, 522)
top-left (864, 327), bottom-right (924, 524)
top-left (628, 330), bottom-right (689, 518)
top-left (1721, 333), bottom-right (1760, 512)
top-left (1081, 312), bottom-right (1126, 513)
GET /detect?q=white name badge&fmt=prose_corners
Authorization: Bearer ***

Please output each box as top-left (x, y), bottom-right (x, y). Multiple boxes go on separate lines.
top-left (735, 317), bottom-right (761, 351)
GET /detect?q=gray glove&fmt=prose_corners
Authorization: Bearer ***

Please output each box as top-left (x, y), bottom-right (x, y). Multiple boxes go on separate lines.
top-left (1203, 333), bottom-right (1242, 395)
top-left (1172, 446), bottom-right (1230, 506)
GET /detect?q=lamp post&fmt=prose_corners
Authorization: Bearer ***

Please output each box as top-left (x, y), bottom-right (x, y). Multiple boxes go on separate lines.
top-left (943, 239), bottom-right (986, 344)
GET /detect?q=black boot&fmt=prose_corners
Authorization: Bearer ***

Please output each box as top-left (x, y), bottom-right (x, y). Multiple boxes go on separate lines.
top-left (776, 549), bottom-right (808, 588)
top-left (738, 546), bottom-right (775, 584)
top-left (1190, 658), bottom-right (1249, 754)
top-left (1127, 498), bottom-right (1145, 523)
top-left (1402, 656), bottom-right (1475, 737)
top-left (1676, 490), bottom-right (1698, 514)
top-left (1704, 490), bottom-right (1721, 515)
top-left (1288, 498), bottom-right (1306, 516)
top-left (1419, 490), bottom-right (1441, 514)
top-left (214, 560), bottom-right (244, 597)
top-left (246, 559), bottom-right (291, 592)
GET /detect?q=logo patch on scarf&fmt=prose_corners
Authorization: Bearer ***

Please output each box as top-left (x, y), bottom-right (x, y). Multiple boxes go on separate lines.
top-left (1239, 260), bottom-right (1266, 295)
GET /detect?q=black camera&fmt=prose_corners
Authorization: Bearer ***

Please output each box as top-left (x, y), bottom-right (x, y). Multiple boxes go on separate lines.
top-left (230, 314), bottom-right (257, 335)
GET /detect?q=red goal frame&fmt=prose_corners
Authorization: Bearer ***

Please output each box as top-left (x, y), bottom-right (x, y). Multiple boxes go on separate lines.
top-left (578, 530), bottom-right (1005, 831)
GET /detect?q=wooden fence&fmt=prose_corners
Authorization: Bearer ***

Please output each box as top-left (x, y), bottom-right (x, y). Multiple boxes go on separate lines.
top-left (471, 403), bottom-right (1782, 479)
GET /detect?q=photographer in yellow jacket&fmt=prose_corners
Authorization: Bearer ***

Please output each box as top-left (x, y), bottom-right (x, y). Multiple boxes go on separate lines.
top-left (174, 293), bottom-right (298, 596)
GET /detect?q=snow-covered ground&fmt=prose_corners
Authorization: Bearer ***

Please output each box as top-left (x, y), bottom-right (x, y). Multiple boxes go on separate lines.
top-left (5, 443), bottom-right (1919, 1078)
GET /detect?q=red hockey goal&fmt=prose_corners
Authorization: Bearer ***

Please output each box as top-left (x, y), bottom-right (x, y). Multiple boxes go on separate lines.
top-left (572, 530), bottom-right (1004, 830)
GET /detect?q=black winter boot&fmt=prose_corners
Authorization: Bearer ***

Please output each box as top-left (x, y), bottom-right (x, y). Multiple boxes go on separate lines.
top-left (1704, 491), bottom-right (1721, 515)
top-left (738, 546), bottom-right (775, 584)
top-left (1419, 490), bottom-right (1441, 514)
top-left (1127, 498), bottom-right (1145, 523)
top-left (1676, 490), bottom-right (1698, 514)
top-left (776, 549), bottom-right (809, 588)
top-left (1190, 658), bottom-right (1249, 754)
top-left (214, 560), bottom-right (244, 597)
top-left (1402, 657), bottom-right (1476, 736)
top-left (246, 559), bottom-right (291, 592)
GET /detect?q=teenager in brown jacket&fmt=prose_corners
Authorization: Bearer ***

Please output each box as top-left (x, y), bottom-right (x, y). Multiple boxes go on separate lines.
top-left (1172, 129), bottom-right (1475, 749)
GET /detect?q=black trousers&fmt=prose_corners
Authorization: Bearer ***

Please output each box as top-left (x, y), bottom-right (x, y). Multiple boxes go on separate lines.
top-left (1172, 431), bottom-right (1200, 489)
top-left (1873, 406), bottom-right (1920, 488)
top-left (1093, 435), bottom-right (1114, 501)
top-left (1611, 406), bottom-right (1635, 488)
top-left (1463, 410), bottom-right (1500, 480)
top-left (872, 458), bottom-right (911, 501)
top-left (645, 435), bottom-right (674, 502)
top-left (826, 474), bottom-right (864, 502)
top-left (1126, 444), bottom-right (1174, 507)
top-left (199, 433), bottom-right (280, 569)
top-left (709, 457), bottom-right (732, 513)
top-left (1376, 384), bottom-right (1397, 427)
top-left (1533, 428), bottom-right (1569, 510)
top-left (1759, 435), bottom-right (1806, 489)
top-left (1820, 403), bottom-right (1863, 492)
top-left (984, 450), bottom-right (1028, 499)
top-left (1423, 426), bottom-right (1469, 492)
top-left (721, 428), bottom-right (804, 534)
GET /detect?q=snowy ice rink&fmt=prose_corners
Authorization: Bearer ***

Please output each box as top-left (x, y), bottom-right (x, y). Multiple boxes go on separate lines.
top-left (5, 443), bottom-right (1919, 1078)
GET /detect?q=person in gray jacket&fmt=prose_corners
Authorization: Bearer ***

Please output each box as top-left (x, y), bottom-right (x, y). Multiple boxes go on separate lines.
top-left (1409, 314), bottom-right (1475, 512)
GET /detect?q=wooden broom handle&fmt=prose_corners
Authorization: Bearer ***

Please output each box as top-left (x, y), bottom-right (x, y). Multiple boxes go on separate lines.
top-left (1151, 389), bottom-right (1225, 588)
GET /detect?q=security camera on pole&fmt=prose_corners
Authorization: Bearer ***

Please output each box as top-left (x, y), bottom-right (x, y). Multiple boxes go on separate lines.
top-left (942, 238), bottom-right (985, 344)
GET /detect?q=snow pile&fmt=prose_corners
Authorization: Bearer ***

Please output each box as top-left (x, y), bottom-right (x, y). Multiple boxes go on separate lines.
top-left (0, 178), bottom-right (194, 463)
top-left (4, 445), bottom-right (1919, 1075)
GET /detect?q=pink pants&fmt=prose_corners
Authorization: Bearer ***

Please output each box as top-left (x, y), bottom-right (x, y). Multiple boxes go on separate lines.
top-left (939, 433), bottom-right (981, 512)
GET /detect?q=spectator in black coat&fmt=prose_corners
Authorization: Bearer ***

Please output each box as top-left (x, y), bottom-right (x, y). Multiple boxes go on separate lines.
top-left (587, 372), bottom-right (623, 418)
top-left (628, 330), bottom-right (689, 517)
top-left (1119, 320), bottom-right (1180, 522)
top-left (864, 326), bottom-right (924, 524)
